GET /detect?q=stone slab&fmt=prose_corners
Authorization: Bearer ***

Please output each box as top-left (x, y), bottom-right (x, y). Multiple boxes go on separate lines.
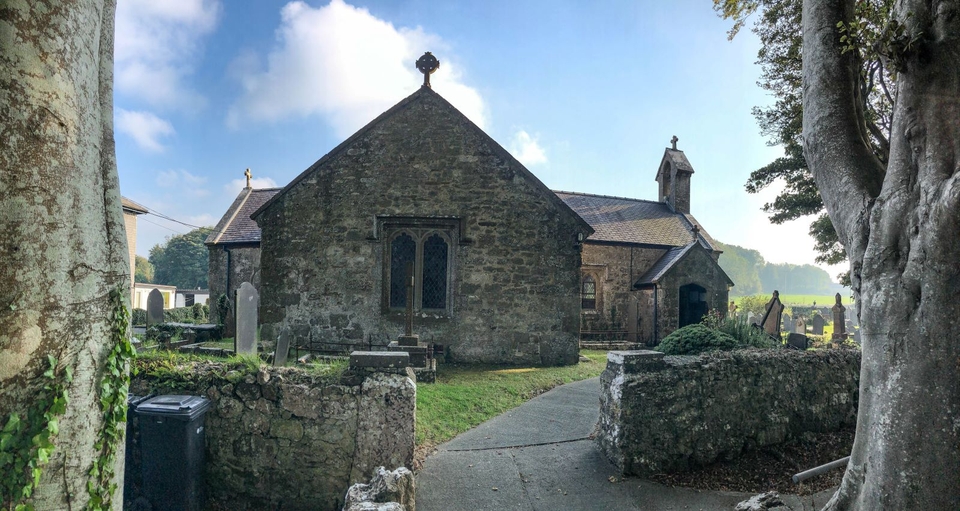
top-left (274, 327), bottom-right (291, 366)
top-left (396, 334), bottom-right (420, 347)
top-left (349, 351), bottom-right (409, 368)
top-left (607, 350), bottom-right (666, 373)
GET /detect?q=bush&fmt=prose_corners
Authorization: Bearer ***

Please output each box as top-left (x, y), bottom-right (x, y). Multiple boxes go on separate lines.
top-left (656, 324), bottom-right (740, 355)
top-left (132, 308), bottom-right (147, 326)
top-left (703, 310), bottom-right (779, 349)
top-left (163, 306), bottom-right (207, 324)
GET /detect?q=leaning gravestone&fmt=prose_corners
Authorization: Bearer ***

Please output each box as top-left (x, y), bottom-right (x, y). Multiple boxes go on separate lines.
top-left (146, 289), bottom-right (164, 326)
top-left (274, 327), bottom-right (291, 367)
top-left (759, 290), bottom-right (785, 338)
top-left (782, 313), bottom-right (793, 334)
top-left (811, 315), bottom-right (825, 335)
top-left (235, 282), bottom-right (259, 355)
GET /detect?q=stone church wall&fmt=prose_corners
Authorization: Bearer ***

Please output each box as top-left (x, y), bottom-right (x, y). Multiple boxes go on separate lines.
top-left (129, 361), bottom-right (415, 511)
top-left (654, 247), bottom-right (731, 342)
top-left (255, 90), bottom-right (588, 365)
top-left (208, 245), bottom-right (261, 335)
top-left (580, 244), bottom-right (665, 341)
top-left (597, 349), bottom-right (859, 476)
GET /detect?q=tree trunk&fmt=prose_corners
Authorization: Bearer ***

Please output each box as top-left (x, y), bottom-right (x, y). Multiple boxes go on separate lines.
top-left (0, 1), bottom-right (127, 509)
top-left (802, 0), bottom-right (960, 509)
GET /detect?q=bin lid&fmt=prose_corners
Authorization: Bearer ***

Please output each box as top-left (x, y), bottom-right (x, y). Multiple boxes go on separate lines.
top-left (136, 395), bottom-right (211, 421)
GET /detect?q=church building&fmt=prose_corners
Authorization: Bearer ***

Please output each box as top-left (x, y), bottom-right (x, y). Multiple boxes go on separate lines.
top-left (206, 53), bottom-right (732, 364)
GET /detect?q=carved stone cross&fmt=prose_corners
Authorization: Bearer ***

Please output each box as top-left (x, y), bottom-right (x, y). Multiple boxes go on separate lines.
top-left (416, 52), bottom-right (440, 88)
top-left (244, 168), bottom-right (252, 188)
top-left (671, 135), bottom-right (679, 150)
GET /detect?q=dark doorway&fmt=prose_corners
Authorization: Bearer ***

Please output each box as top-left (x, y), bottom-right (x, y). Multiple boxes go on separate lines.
top-left (678, 284), bottom-right (708, 328)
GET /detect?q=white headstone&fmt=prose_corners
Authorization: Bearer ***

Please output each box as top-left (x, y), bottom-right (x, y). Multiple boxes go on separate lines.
top-left (235, 282), bottom-right (259, 355)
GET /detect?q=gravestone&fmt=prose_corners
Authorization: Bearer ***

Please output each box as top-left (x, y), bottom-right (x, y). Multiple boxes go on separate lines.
top-left (235, 282), bottom-right (259, 355)
top-left (811, 315), bottom-right (825, 335)
top-left (832, 293), bottom-right (847, 341)
top-left (782, 313), bottom-right (793, 333)
top-left (747, 312), bottom-right (757, 326)
top-left (853, 328), bottom-right (862, 345)
top-left (787, 332), bottom-right (809, 350)
top-left (796, 318), bottom-right (807, 335)
top-left (146, 289), bottom-right (164, 326)
top-left (759, 290), bottom-right (785, 337)
top-left (274, 327), bottom-right (291, 366)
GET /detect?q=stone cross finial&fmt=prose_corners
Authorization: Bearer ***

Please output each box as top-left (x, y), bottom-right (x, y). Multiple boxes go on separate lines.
top-left (244, 168), bottom-right (252, 188)
top-left (416, 52), bottom-right (440, 88)
top-left (691, 224), bottom-right (700, 238)
top-left (671, 135), bottom-right (678, 150)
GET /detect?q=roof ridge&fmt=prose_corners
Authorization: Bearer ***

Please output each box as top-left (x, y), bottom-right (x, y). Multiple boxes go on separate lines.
top-left (553, 190), bottom-right (661, 205)
top-left (211, 189), bottom-right (253, 245)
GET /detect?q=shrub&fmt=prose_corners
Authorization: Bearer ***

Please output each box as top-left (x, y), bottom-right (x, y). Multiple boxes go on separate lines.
top-left (703, 310), bottom-right (779, 349)
top-left (163, 306), bottom-right (205, 324)
top-left (656, 324), bottom-right (739, 355)
top-left (132, 308), bottom-right (147, 326)
top-left (191, 302), bottom-right (208, 322)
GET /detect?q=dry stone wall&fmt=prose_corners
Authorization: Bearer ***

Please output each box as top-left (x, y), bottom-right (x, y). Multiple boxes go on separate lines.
top-left (129, 361), bottom-right (415, 511)
top-left (597, 349), bottom-right (859, 476)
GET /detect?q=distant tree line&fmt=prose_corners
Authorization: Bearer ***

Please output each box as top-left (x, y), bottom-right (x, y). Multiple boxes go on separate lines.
top-left (716, 241), bottom-right (839, 296)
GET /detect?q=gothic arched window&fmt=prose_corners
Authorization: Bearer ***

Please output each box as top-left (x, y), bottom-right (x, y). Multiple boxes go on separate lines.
top-left (382, 220), bottom-right (456, 314)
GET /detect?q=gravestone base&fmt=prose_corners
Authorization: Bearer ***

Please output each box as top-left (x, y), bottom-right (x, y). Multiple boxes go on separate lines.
top-left (387, 341), bottom-right (436, 383)
top-left (397, 334), bottom-right (420, 347)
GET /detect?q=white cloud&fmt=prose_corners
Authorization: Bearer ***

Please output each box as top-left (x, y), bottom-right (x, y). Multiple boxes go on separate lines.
top-left (509, 130), bottom-right (548, 166)
top-left (226, 0), bottom-right (487, 136)
top-left (115, 0), bottom-right (220, 109)
top-left (115, 109), bottom-right (175, 152)
top-left (224, 176), bottom-right (280, 196)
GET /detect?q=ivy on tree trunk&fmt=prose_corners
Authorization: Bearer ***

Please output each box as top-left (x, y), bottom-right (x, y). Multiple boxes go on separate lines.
top-left (0, 1), bottom-right (128, 509)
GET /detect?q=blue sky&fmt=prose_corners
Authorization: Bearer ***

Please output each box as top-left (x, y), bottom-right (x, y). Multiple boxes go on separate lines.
top-left (114, 0), bottom-right (842, 280)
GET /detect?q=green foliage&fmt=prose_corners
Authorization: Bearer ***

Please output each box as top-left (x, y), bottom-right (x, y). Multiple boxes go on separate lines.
top-left (703, 310), bottom-right (778, 349)
top-left (131, 308), bottom-right (147, 326)
top-left (416, 351), bottom-right (607, 447)
top-left (715, 0), bottom-right (896, 283)
top-left (215, 294), bottom-right (230, 325)
top-left (86, 288), bottom-right (136, 511)
top-left (149, 227), bottom-right (213, 289)
top-left (134, 255), bottom-right (153, 284)
top-left (736, 295), bottom-right (771, 317)
top-left (1, 355), bottom-right (72, 511)
top-left (716, 242), bottom-right (765, 295)
top-left (163, 306), bottom-right (207, 324)
top-left (656, 324), bottom-right (740, 355)
top-left (719, 241), bottom-right (841, 296)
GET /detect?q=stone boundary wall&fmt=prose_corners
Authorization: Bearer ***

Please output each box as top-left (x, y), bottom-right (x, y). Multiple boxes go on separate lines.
top-left (129, 362), bottom-right (415, 511)
top-left (597, 349), bottom-right (860, 476)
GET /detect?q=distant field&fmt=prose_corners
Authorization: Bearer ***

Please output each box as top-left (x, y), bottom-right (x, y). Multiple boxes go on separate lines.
top-left (733, 294), bottom-right (855, 306)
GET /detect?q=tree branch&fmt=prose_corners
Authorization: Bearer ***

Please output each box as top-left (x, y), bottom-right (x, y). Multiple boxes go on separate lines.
top-left (801, 0), bottom-right (886, 268)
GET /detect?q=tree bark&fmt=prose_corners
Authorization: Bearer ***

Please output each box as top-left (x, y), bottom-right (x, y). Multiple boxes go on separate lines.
top-left (802, 0), bottom-right (960, 509)
top-left (0, 1), bottom-right (127, 509)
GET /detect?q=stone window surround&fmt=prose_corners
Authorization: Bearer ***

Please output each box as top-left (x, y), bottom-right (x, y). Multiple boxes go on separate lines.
top-left (579, 265), bottom-right (607, 314)
top-left (375, 216), bottom-right (462, 317)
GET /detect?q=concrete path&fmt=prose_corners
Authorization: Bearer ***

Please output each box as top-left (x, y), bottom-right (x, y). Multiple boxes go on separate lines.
top-left (416, 377), bottom-right (834, 511)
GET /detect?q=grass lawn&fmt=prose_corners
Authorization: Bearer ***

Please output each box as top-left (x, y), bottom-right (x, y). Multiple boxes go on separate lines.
top-left (416, 349), bottom-right (608, 451)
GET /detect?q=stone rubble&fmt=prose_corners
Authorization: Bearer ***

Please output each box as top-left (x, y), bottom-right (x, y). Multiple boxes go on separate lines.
top-left (343, 466), bottom-right (416, 511)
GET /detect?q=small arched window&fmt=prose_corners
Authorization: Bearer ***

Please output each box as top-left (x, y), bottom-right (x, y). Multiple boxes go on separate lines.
top-left (581, 275), bottom-right (597, 310)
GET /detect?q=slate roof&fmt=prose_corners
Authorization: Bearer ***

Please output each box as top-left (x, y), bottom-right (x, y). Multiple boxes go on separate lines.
top-left (554, 191), bottom-right (719, 250)
top-left (634, 244), bottom-right (696, 286)
top-left (205, 188), bottom-right (281, 245)
top-left (250, 86), bottom-right (593, 236)
top-left (121, 197), bottom-right (148, 215)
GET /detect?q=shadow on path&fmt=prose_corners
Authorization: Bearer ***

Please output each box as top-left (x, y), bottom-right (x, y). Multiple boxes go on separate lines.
top-left (416, 376), bottom-right (833, 511)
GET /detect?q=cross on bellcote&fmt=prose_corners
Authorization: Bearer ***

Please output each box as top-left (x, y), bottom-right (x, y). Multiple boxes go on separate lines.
top-left (416, 52), bottom-right (440, 88)
top-left (671, 136), bottom-right (679, 150)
